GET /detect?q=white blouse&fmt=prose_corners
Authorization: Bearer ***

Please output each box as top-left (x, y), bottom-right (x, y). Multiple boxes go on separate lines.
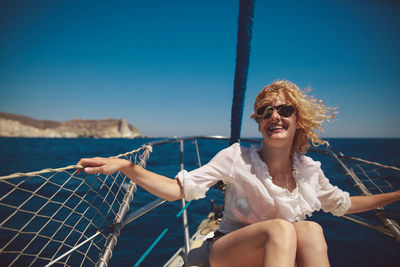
top-left (175, 143), bottom-right (351, 234)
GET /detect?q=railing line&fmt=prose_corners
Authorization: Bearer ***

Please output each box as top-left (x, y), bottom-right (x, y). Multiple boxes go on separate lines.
top-left (122, 198), bottom-right (167, 227)
top-left (147, 135), bottom-right (260, 148)
top-left (0, 136), bottom-right (259, 181)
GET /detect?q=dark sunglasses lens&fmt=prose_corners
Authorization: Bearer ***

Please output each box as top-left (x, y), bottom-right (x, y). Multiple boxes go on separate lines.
top-left (256, 106), bottom-right (266, 116)
top-left (257, 106), bottom-right (274, 119)
top-left (278, 105), bottom-right (295, 117)
top-left (256, 105), bottom-right (294, 120)
top-left (264, 113), bottom-right (272, 119)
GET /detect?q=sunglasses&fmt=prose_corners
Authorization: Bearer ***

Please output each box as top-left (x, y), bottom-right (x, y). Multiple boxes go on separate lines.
top-left (256, 104), bottom-right (296, 120)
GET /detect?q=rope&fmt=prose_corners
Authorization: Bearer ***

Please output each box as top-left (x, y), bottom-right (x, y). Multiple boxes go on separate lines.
top-left (342, 215), bottom-right (395, 238)
top-left (0, 144), bottom-right (152, 181)
top-left (338, 153), bottom-right (400, 171)
top-left (111, 144), bottom-right (153, 160)
top-left (133, 200), bottom-right (192, 267)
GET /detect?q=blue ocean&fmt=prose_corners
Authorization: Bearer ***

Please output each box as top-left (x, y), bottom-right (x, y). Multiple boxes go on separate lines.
top-left (0, 137), bottom-right (399, 267)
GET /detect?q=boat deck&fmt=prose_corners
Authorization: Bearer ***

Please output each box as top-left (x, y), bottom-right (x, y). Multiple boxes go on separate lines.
top-left (165, 212), bottom-right (220, 267)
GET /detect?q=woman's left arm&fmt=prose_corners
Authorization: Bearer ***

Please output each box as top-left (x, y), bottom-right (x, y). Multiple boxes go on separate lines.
top-left (346, 190), bottom-right (400, 214)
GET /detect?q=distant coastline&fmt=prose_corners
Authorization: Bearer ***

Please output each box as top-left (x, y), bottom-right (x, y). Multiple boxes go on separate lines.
top-left (0, 112), bottom-right (141, 138)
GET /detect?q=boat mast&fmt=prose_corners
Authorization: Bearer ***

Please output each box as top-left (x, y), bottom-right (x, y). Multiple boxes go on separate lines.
top-left (230, 0), bottom-right (256, 145)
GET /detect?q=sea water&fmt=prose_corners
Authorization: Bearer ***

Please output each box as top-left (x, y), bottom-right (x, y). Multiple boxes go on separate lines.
top-left (0, 137), bottom-right (399, 267)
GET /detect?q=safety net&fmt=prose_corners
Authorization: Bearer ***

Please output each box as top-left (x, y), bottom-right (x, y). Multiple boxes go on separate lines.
top-left (0, 145), bottom-right (152, 266)
top-left (336, 152), bottom-right (400, 240)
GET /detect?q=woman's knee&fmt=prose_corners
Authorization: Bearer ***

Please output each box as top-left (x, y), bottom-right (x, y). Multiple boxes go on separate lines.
top-left (295, 221), bottom-right (324, 234)
top-left (261, 219), bottom-right (297, 249)
top-left (295, 221), bottom-right (327, 252)
top-left (260, 219), bottom-right (296, 236)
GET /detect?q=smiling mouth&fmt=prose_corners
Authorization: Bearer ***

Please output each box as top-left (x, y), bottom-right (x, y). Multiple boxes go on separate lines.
top-left (267, 125), bottom-right (288, 131)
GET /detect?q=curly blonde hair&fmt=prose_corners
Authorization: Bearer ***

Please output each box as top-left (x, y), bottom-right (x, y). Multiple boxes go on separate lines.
top-left (250, 80), bottom-right (336, 155)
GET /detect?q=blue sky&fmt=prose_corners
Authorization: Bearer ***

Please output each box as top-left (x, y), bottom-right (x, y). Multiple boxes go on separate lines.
top-left (1, 0), bottom-right (399, 138)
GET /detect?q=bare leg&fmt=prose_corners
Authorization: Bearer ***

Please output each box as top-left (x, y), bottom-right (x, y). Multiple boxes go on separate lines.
top-left (294, 221), bottom-right (330, 267)
top-left (209, 219), bottom-right (297, 267)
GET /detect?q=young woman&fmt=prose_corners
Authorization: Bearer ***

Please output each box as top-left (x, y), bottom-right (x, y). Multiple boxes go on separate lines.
top-left (78, 80), bottom-right (400, 267)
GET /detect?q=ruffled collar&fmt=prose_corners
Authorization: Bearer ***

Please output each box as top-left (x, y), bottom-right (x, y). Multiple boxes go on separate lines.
top-left (248, 144), bottom-right (323, 222)
top-left (249, 145), bottom-right (300, 194)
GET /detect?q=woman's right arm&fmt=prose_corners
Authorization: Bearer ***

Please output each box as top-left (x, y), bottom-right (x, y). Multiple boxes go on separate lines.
top-left (77, 157), bottom-right (184, 201)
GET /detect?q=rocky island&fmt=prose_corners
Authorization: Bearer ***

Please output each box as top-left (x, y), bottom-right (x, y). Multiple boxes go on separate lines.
top-left (0, 112), bottom-right (141, 138)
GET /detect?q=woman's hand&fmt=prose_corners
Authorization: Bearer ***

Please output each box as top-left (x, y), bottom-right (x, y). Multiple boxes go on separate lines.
top-left (77, 157), bottom-right (131, 175)
top-left (77, 156), bottom-right (184, 201)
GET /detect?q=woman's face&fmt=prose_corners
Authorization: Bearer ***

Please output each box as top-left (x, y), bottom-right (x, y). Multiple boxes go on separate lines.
top-left (258, 96), bottom-right (299, 148)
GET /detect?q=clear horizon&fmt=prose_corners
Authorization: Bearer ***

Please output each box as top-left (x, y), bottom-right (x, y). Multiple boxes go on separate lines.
top-left (1, 0), bottom-right (399, 138)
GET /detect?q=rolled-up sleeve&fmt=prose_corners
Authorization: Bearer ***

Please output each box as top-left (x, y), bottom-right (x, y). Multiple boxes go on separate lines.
top-left (175, 143), bottom-right (239, 201)
top-left (317, 169), bottom-right (351, 216)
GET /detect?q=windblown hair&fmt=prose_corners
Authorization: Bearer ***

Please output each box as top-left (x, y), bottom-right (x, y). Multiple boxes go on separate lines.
top-left (251, 80), bottom-right (336, 155)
